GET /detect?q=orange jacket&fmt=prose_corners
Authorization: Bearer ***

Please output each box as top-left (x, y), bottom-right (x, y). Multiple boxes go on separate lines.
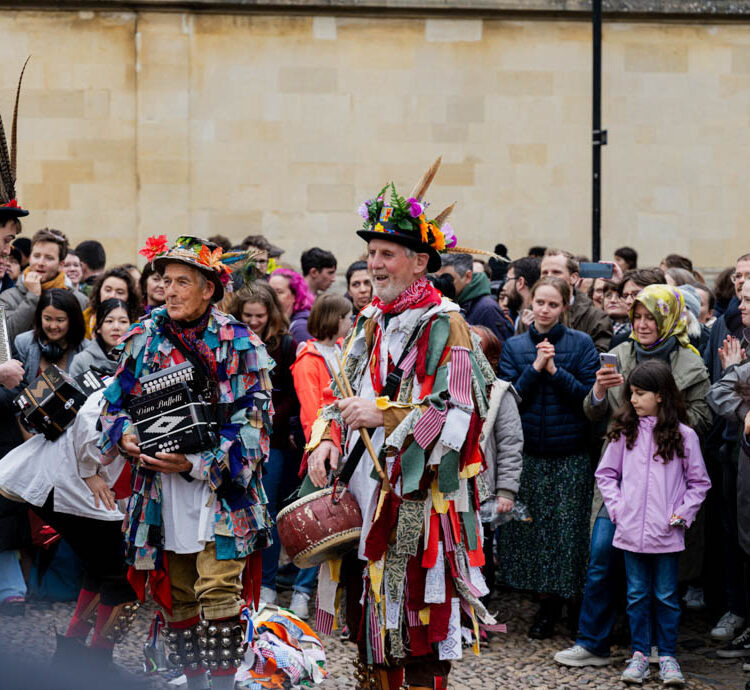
top-left (290, 340), bottom-right (339, 442)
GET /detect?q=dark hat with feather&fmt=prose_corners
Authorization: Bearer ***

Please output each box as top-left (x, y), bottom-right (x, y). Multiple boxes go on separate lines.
top-left (356, 157), bottom-right (459, 272)
top-left (0, 58), bottom-right (30, 222)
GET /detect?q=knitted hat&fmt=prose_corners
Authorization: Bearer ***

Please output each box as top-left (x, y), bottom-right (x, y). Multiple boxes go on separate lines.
top-left (0, 58), bottom-right (30, 222)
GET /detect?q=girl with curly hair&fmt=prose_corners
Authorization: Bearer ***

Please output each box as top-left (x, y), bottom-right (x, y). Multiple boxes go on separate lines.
top-left (596, 360), bottom-right (710, 685)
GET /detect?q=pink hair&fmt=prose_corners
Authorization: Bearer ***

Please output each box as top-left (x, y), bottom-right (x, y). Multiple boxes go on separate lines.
top-left (273, 267), bottom-right (315, 313)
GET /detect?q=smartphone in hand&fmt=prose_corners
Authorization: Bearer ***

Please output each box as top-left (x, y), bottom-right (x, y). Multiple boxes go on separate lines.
top-left (599, 352), bottom-right (619, 373)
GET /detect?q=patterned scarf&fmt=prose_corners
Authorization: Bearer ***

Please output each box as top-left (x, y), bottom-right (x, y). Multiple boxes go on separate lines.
top-left (629, 284), bottom-right (698, 355)
top-left (164, 308), bottom-right (218, 384)
top-left (371, 276), bottom-right (442, 315)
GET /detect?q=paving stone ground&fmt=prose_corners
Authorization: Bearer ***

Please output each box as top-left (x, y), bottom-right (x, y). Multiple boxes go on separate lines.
top-left (0, 588), bottom-right (746, 688)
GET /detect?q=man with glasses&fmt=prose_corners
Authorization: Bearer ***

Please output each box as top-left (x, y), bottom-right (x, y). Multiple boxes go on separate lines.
top-left (503, 256), bottom-right (541, 333)
top-left (702, 253), bottom-right (750, 646)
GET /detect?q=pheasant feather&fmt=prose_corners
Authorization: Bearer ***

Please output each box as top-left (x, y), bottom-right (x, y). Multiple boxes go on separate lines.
top-left (10, 57), bottom-right (31, 180)
top-left (0, 115), bottom-right (12, 203)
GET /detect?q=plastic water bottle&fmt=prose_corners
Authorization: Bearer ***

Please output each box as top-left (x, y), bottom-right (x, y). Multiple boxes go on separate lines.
top-left (489, 501), bottom-right (532, 528)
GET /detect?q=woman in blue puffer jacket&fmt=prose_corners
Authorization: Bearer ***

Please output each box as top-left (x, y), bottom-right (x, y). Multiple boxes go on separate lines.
top-left (497, 275), bottom-right (599, 639)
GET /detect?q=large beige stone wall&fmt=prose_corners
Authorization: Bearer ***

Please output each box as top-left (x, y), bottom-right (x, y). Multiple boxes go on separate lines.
top-left (1, 10), bottom-right (749, 271)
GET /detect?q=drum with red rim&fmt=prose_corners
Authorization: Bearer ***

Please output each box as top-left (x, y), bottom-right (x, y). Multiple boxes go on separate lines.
top-left (277, 486), bottom-right (362, 568)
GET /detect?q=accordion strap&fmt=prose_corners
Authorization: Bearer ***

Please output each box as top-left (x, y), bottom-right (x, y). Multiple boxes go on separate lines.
top-left (161, 326), bottom-right (216, 400)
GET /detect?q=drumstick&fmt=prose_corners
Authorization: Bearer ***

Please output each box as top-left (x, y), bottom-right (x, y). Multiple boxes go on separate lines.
top-left (332, 356), bottom-right (391, 493)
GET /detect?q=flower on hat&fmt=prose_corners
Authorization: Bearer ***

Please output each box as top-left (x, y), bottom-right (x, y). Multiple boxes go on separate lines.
top-left (139, 234), bottom-right (169, 262)
top-left (407, 197), bottom-right (424, 218)
top-left (198, 245), bottom-right (227, 272)
top-left (442, 223), bottom-right (458, 249)
top-left (358, 202), bottom-right (369, 220)
top-left (431, 224), bottom-right (446, 252)
top-left (418, 216), bottom-right (430, 244)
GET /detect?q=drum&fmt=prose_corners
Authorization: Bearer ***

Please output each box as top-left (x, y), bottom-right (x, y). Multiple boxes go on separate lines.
top-left (277, 486), bottom-right (362, 569)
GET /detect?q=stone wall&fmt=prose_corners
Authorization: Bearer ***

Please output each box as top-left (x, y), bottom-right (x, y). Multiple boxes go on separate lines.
top-left (2, 9), bottom-right (750, 271)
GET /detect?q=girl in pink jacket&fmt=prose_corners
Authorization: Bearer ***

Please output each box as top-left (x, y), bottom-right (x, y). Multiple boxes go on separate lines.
top-left (595, 360), bottom-right (711, 687)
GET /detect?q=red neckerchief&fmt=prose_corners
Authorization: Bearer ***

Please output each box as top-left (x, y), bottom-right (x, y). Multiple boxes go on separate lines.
top-left (372, 276), bottom-right (442, 315)
top-left (369, 277), bottom-right (442, 393)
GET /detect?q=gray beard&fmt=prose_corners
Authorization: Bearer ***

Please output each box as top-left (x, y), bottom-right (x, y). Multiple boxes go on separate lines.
top-left (373, 277), bottom-right (410, 305)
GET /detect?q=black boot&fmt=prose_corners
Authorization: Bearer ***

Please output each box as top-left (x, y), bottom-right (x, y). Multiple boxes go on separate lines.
top-left (86, 645), bottom-right (150, 688)
top-left (529, 598), bottom-right (561, 639)
top-left (50, 633), bottom-right (87, 669)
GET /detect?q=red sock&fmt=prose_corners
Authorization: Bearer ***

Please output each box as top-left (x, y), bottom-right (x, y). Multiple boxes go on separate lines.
top-left (65, 589), bottom-right (99, 639)
top-left (90, 604), bottom-right (118, 650)
top-left (169, 616), bottom-right (206, 678)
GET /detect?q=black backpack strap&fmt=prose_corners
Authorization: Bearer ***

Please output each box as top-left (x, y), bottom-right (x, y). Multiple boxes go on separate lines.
top-left (337, 320), bottom-right (425, 485)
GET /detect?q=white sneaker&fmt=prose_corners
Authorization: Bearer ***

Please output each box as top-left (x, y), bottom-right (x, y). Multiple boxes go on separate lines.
top-left (743, 660), bottom-right (750, 672)
top-left (682, 585), bottom-right (705, 610)
top-left (659, 656), bottom-right (685, 686)
top-left (553, 644), bottom-right (610, 667)
top-left (289, 591), bottom-right (310, 619)
top-left (622, 651), bottom-right (651, 684)
top-left (711, 611), bottom-right (746, 642)
top-left (259, 586), bottom-right (277, 605)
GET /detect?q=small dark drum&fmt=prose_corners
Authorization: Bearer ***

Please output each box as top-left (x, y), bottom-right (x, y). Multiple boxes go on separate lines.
top-left (277, 486), bottom-right (363, 568)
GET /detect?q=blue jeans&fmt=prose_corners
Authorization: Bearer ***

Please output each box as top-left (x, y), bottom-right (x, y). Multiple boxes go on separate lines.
top-left (262, 448), bottom-right (316, 595)
top-left (0, 549), bottom-right (27, 601)
top-left (623, 551), bottom-right (681, 657)
top-left (576, 516), bottom-right (621, 657)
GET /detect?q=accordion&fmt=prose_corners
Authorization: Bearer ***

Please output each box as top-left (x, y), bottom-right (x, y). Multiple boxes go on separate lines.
top-left (127, 362), bottom-right (219, 456)
top-left (14, 365), bottom-right (107, 440)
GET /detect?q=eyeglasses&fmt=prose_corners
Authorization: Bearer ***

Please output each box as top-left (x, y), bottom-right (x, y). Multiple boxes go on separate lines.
top-left (622, 291), bottom-right (640, 302)
top-left (731, 272), bottom-right (750, 284)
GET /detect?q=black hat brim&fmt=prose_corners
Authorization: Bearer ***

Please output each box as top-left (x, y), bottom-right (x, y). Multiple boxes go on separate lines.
top-left (0, 206), bottom-right (29, 220)
top-left (356, 230), bottom-right (442, 272)
top-left (152, 256), bottom-right (224, 303)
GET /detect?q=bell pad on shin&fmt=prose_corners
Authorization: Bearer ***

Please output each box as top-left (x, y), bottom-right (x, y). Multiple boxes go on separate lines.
top-left (163, 620), bottom-right (204, 672)
top-left (198, 618), bottom-right (246, 673)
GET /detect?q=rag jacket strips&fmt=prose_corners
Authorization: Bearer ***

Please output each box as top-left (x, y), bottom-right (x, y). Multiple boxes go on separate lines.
top-left (98, 305), bottom-right (274, 574)
top-left (307, 298), bottom-right (497, 663)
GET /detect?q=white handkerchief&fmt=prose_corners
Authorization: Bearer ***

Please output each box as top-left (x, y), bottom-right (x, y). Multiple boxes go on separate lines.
top-left (438, 598), bottom-right (463, 660)
top-left (317, 562), bottom-right (338, 615)
top-left (469, 564), bottom-right (490, 597)
top-left (424, 542), bottom-right (446, 604)
top-left (385, 578), bottom-right (404, 630)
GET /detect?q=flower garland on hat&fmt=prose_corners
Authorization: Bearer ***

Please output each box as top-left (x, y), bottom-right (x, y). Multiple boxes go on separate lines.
top-left (139, 235), bottom-right (234, 290)
top-left (359, 182), bottom-right (458, 255)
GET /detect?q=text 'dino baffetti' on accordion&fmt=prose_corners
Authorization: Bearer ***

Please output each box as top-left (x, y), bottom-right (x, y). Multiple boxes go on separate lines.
top-left (127, 362), bottom-right (219, 456)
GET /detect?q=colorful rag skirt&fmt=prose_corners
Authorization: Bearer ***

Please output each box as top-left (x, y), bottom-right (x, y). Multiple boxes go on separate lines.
top-left (496, 451), bottom-right (593, 599)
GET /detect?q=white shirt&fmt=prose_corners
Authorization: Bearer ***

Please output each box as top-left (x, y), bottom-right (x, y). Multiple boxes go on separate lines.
top-left (0, 389), bottom-right (125, 521)
top-left (160, 458), bottom-right (214, 554)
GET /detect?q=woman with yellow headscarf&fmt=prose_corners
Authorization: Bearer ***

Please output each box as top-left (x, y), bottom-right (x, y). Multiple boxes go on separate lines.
top-left (553, 284), bottom-right (711, 668)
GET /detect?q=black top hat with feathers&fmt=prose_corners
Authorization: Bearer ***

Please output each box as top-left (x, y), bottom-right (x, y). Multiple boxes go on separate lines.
top-left (0, 58), bottom-right (30, 221)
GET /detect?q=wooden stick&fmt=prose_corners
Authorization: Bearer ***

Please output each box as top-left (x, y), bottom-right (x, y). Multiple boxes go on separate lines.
top-left (332, 356), bottom-right (391, 493)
